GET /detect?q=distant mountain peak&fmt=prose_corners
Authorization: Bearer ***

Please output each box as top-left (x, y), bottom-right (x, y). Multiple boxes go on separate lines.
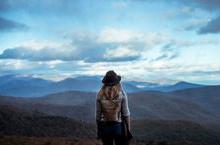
top-left (175, 81), bottom-right (190, 85)
top-left (174, 81), bottom-right (203, 86)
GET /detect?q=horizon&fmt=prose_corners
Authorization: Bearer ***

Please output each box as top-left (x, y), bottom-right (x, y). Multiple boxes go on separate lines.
top-left (0, 73), bottom-right (218, 86)
top-left (0, 0), bottom-right (220, 85)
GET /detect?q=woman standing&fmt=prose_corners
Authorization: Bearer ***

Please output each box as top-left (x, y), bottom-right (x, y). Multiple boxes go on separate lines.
top-left (96, 70), bottom-right (132, 145)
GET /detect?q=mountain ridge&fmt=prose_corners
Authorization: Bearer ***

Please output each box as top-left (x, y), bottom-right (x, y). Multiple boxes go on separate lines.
top-left (0, 74), bottom-right (209, 97)
top-left (1, 85), bottom-right (220, 125)
top-left (1, 104), bottom-right (220, 145)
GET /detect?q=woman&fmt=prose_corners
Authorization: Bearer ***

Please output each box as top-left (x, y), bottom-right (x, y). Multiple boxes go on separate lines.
top-left (96, 70), bottom-right (132, 145)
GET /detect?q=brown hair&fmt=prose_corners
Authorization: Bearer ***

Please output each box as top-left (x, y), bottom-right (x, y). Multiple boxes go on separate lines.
top-left (98, 83), bottom-right (122, 100)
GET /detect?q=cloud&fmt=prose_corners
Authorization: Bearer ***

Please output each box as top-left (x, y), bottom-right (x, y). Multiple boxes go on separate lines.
top-left (0, 0), bottom-right (72, 12)
top-left (0, 28), bottom-right (144, 62)
top-left (176, 0), bottom-right (220, 34)
top-left (161, 0), bottom-right (220, 12)
top-left (154, 53), bottom-right (178, 61)
top-left (198, 16), bottom-right (220, 34)
top-left (184, 0), bottom-right (220, 11)
top-left (180, 18), bottom-right (209, 32)
top-left (64, 28), bottom-right (167, 62)
top-left (164, 6), bottom-right (197, 20)
top-left (1, 56), bottom-right (219, 85)
top-left (0, 16), bottom-right (27, 32)
top-left (134, 0), bottom-right (220, 11)
top-left (65, 28), bottom-right (149, 62)
top-left (104, 46), bottom-right (140, 59)
top-left (0, 0), bottom-right (99, 20)
top-left (191, 70), bottom-right (220, 75)
top-left (0, 59), bottom-right (88, 75)
top-left (75, 28), bottom-right (175, 62)
top-left (158, 0), bottom-right (220, 34)
top-left (0, 47), bottom-right (75, 61)
top-left (0, 59), bottom-right (93, 82)
top-left (149, 42), bottom-right (180, 62)
top-left (0, 28), bottom-right (178, 62)
top-left (98, 27), bottom-right (144, 44)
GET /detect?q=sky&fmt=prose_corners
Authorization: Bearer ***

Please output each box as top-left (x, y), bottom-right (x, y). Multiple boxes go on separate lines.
top-left (0, 0), bottom-right (220, 85)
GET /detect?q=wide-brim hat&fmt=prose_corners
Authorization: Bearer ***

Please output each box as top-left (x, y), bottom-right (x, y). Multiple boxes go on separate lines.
top-left (102, 70), bottom-right (121, 86)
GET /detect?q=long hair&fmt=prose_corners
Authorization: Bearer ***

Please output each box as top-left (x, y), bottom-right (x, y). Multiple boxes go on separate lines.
top-left (98, 83), bottom-right (122, 100)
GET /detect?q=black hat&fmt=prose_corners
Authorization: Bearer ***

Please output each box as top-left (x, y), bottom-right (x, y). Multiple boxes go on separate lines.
top-left (102, 70), bottom-right (121, 86)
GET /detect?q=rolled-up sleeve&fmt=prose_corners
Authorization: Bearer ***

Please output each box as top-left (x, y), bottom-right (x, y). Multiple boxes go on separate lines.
top-left (121, 87), bottom-right (130, 117)
top-left (95, 94), bottom-right (102, 121)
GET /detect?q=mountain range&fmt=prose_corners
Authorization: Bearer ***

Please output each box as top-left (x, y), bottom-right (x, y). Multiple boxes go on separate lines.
top-left (0, 74), bottom-right (205, 97)
top-left (0, 105), bottom-right (95, 138)
top-left (1, 104), bottom-right (220, 145)
top-left (1, 85), bottom-right (220, 127)
top-left (1, 74), bottom-right (220, 145)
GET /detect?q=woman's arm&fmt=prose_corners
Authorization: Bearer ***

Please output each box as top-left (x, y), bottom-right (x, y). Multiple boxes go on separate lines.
top-left (95, 94), bottom-right (101, 123)
top-left (95, 94), bottom-right (102, 139)
top-left (124, 116), bottom-right (131, 131)
top-left (121, 85), bottom-right (131, 130)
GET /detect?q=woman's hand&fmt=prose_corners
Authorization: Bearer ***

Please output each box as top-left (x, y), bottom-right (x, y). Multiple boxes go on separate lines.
top-left (96, 120), bottom-right (101, 139)
top-left (122, 116), bottom-right (133, 140)
top-left (124, 116), bottom-right (131, 131)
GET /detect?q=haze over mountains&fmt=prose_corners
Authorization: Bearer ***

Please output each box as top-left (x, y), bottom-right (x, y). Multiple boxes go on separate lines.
top-left (0, 74), bottom-right (205, 97)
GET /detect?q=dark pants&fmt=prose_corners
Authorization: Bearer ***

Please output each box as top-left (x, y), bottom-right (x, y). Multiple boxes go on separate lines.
top-left (98, 121), bottom-right (129, 145)
top-left (101, 136), bottom-right (127, 145)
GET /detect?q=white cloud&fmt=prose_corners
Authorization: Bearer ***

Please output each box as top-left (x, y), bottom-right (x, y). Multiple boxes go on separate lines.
top-left (19, 39), bottom-right (65, 50)
top-left (1, 57), bottom-right (219, 84)
top-left (98, 27), bottom-right (144, 44)
top-left (0, 27), bottom-right (176, 63)
top-left (104, 46), bottom-right (140, 58)
top-left (68, 28), bottom-right (172, 62)
top-left (98, 27), bottom-right (170, 48)
top-left (0, 59), bottom-right (34, 70)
